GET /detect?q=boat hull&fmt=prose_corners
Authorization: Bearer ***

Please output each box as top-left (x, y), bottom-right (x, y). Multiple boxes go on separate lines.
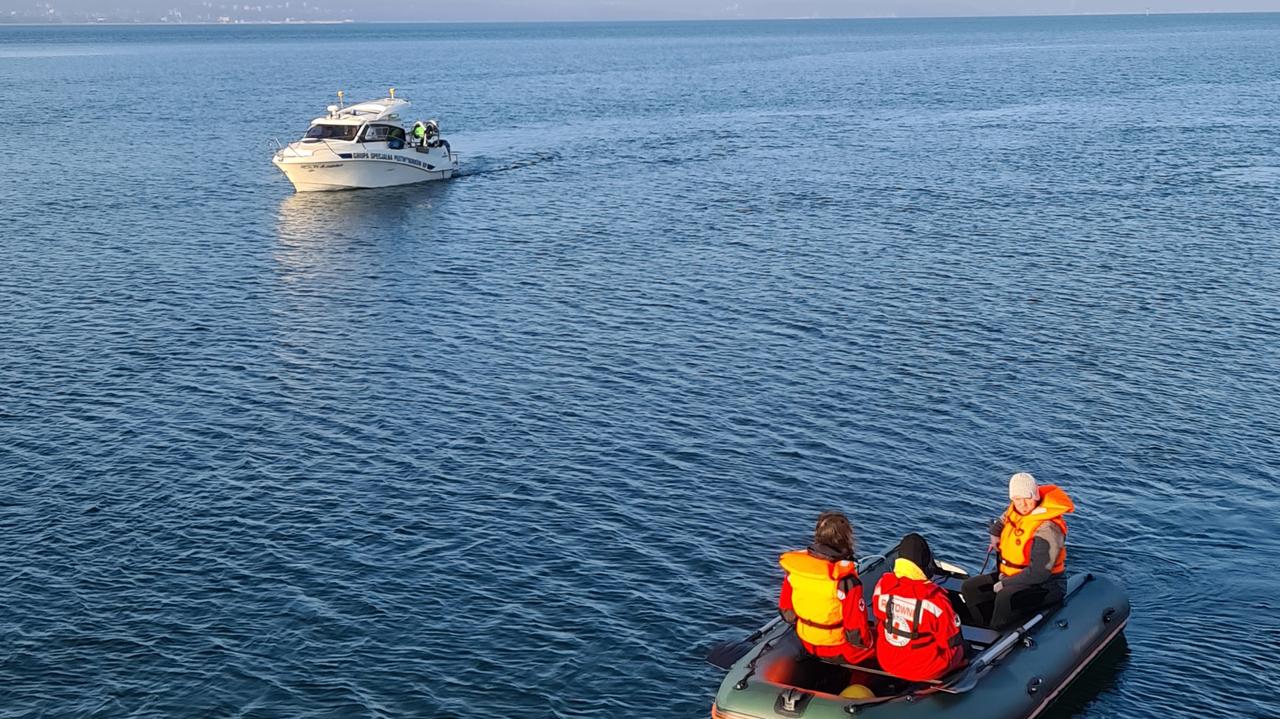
top-left (712, 563), bottom-right (1130, 719)
top-left (273, 147), bottom-right (457, 192)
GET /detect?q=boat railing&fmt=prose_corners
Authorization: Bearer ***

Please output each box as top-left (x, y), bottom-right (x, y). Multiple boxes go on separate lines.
top-left (269, 137), bottom-right (313, 159)
top-left (271, 137), bottom-right (351, 160)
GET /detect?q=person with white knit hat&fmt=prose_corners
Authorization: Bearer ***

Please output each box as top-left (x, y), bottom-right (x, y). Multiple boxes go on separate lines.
top-left (959, 472), bottom-right (1076, 630)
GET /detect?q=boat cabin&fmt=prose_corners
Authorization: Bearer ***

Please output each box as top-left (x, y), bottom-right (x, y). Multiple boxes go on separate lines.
top-left (299, 96), bottom-right (412, 146)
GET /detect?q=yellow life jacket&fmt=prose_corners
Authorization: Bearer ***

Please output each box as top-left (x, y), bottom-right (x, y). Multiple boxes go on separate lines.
top-left (779, 550), bottom-right (860, 647)
top-left (998, 484), bottom-right (1074, 577)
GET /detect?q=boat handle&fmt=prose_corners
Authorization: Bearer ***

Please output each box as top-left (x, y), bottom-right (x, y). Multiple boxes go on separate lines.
top-left (774, 688), bottom-right (813, 717)
top-left (1103, 608), bottom-right (1117, 624)
top-left (1027, 676), bottom-right (1044, 695)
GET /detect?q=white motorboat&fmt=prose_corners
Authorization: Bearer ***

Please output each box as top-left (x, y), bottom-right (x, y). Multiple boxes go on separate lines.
top-left (272, 90), bottom-right (459, 192)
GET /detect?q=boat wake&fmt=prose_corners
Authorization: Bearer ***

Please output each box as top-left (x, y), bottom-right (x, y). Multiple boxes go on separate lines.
top-left (455, 151), bottom-right (561, 178)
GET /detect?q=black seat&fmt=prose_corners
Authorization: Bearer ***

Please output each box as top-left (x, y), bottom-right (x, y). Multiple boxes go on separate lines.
top-left (961, 625), bottom-right (1001, 648)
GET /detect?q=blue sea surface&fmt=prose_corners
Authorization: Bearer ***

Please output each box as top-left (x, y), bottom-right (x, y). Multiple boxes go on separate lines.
top-left (2, 14), bottom-right (1279, 718)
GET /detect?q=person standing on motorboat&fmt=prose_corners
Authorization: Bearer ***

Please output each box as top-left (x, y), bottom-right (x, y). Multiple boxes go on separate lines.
top-left (412, 121), bottom-right (427, 147)
top-left (872, 533), bottom-right (967, 681)
top-left (961, 472), bottom-right (1075, 630)
top-left (778, 511), bottom-right (876, 665)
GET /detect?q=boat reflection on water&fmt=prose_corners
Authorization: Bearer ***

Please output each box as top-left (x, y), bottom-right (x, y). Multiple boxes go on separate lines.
top-left (273, 182), bottom-right (450, 282)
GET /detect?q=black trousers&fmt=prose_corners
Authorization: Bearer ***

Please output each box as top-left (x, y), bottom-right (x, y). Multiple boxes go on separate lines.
top-left (960, 572), bottom-right (1063, 630)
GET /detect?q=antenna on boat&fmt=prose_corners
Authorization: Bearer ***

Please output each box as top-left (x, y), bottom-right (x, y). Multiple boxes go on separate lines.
top-left (389, 87), bottom-right (396, 99)
top-left (336, 90), bottom-right (344, 109)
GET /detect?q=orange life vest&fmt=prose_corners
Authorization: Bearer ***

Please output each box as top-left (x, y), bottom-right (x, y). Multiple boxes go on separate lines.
top-left (778, 550), bottom-right (864, 647)
top-left (998, 484), bottom-right (1074, 577)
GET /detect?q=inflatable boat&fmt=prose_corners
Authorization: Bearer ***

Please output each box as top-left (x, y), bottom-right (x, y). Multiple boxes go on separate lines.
top-left (708, 549), bottom-right (1129, 719)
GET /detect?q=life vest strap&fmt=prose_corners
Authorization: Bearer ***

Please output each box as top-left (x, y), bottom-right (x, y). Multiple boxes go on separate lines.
top-left (885, 596), bottom-right (925, 640)
top-left (797, 616), bottom-right (844, 630)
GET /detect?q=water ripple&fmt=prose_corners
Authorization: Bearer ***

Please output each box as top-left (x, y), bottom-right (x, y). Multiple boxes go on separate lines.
top-left (3, 14), bottom-right (1280, 719)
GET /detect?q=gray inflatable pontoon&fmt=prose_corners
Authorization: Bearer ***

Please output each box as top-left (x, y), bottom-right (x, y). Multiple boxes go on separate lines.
top-left (710, 551), bottom-right (1129, 719)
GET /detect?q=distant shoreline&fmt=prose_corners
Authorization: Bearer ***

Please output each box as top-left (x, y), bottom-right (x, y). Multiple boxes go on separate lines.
top-left (3, 11), bottom-right (1279, 28)
top-left (0, 20), bottom-right (356, 26)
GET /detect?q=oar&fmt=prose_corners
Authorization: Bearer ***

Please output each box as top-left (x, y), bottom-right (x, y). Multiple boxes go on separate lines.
top-left (705, 616), bottom-right (783, 670)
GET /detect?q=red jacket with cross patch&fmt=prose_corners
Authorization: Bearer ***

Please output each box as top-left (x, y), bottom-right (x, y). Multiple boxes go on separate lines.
top-left (872, 571), bottom-right (965, 681)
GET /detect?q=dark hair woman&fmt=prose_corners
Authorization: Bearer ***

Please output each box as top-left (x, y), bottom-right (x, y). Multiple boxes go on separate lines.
top-left (812, 510), bottom-right (856, 560)
top-left (777, 511), bottom-right (874, 665)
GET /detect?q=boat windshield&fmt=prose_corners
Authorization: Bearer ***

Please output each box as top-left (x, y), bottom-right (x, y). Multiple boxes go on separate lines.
top-left (305, 123), bottom-right (359, 141)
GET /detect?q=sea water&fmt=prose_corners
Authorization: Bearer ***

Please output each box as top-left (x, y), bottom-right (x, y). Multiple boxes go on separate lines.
top-left (1, 15), bottom-right (1278, 718)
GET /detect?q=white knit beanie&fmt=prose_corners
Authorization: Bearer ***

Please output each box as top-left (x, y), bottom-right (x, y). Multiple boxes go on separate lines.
top-left (1008, 472), bottom-right (1038, 499)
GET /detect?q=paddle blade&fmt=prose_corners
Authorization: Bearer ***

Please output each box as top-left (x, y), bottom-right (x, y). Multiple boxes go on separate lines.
top-left (706, 639), bottom-right (753, 670)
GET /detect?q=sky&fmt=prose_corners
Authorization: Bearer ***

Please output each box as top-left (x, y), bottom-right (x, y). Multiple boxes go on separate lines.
top-left (6, 0), bottom-right (1280, 22)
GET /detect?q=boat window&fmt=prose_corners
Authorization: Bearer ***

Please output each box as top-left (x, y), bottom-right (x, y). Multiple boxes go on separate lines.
top-left (360, 124), bottom-right (404, 143)
top-left (304, 124), bottom-right (358, 141)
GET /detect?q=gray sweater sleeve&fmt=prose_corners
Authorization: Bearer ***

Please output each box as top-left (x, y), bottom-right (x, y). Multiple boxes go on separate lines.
top-left (1002, 523), bottom-right (1063, 590)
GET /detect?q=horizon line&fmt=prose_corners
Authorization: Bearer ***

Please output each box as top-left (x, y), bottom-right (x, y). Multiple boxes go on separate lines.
top-left (4, 9), bottom-right (1279, 28)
